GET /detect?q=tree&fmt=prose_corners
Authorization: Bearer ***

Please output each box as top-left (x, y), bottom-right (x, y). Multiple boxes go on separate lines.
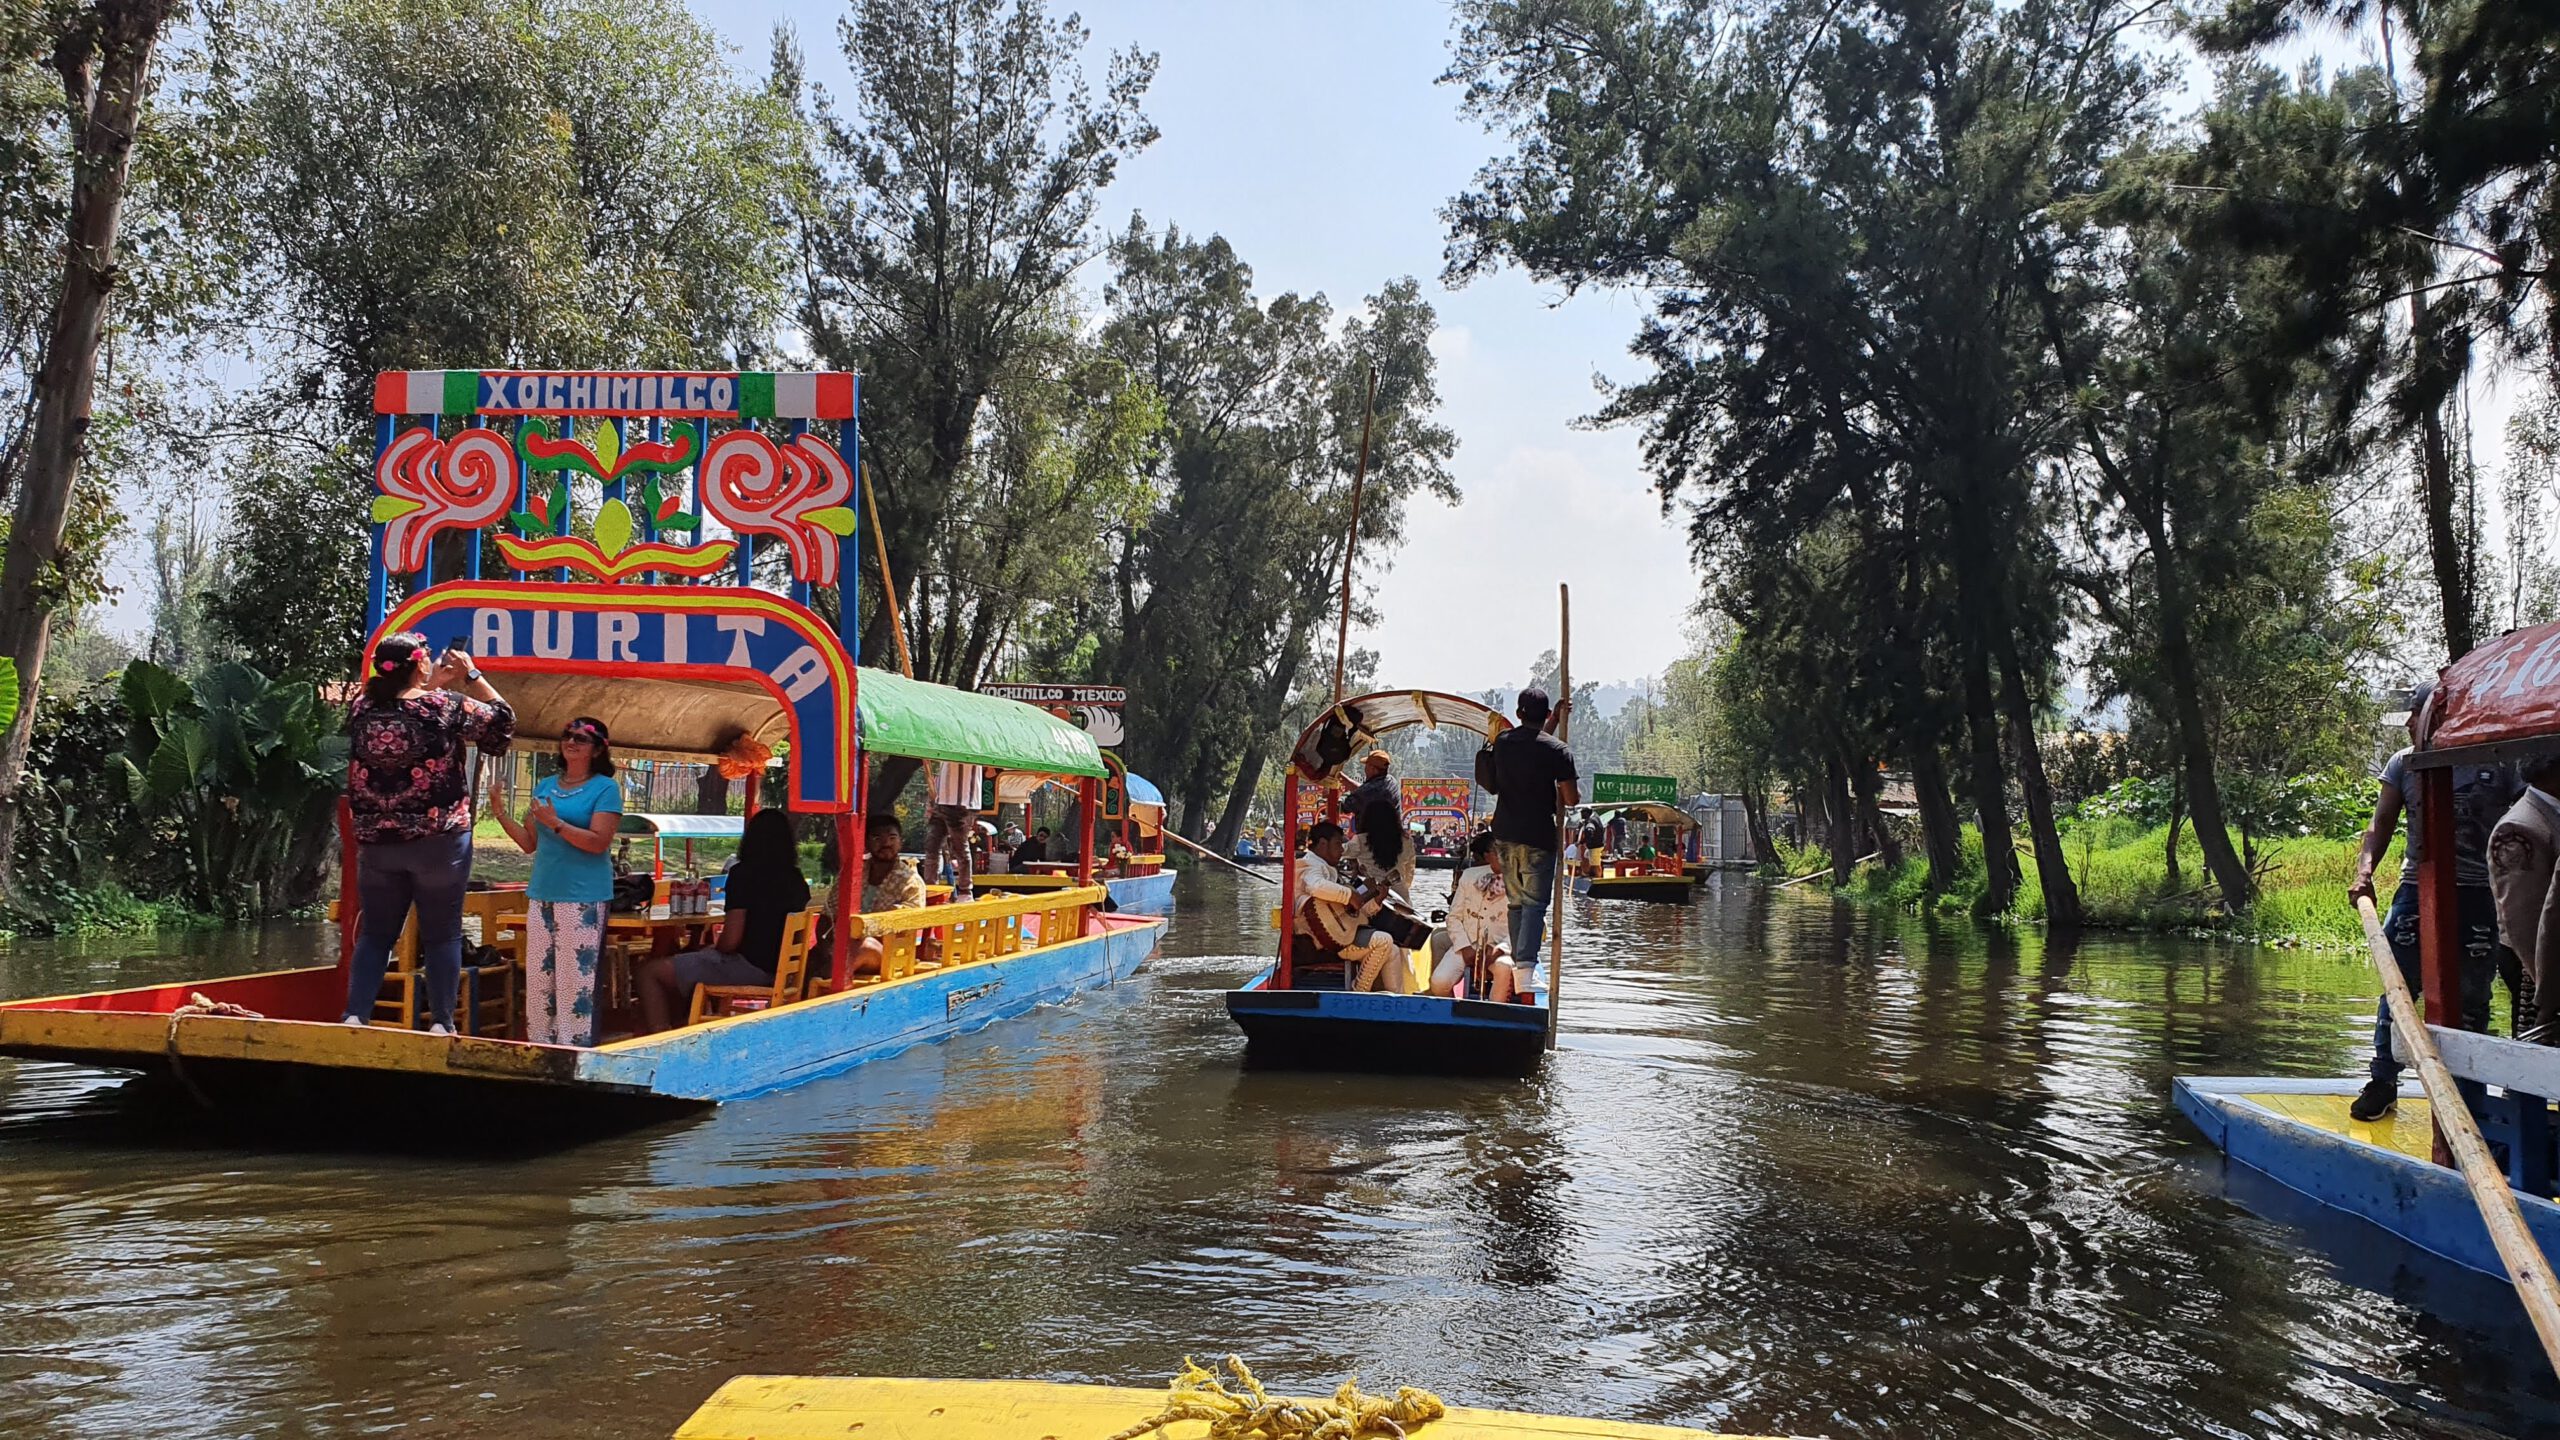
top-left (787, 0), bottom-right (1157, 664)
top-left (2194, 3), bottom-right (2560, 665)
top-left (1087, 222), bottom-right (1455, 845)
top-left (0, 0), bottom-right (184, 901)
top-left (1444, 0), bottom-right (2161, 924)
top-left (205, 0), bottom-right (801, 674)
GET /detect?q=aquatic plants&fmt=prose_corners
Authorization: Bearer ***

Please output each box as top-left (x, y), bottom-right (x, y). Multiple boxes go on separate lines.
top-left (115, 659), bottom-right (348, 919)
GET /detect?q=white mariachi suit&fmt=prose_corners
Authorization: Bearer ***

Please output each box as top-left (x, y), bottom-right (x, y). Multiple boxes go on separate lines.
top-left (1296, 850), bottom-right (1407, 992)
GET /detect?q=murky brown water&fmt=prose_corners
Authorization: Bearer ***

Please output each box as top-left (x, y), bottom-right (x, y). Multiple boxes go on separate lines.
top-left (3, 871), bottom-right (2556, 1438)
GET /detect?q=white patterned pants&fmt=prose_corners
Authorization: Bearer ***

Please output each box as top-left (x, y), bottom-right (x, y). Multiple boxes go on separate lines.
top-left (525, 900), bottom-right (606, 1047)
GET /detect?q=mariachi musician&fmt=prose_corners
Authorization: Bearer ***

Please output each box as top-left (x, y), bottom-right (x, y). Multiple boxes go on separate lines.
top-left (1295, 821), bottom-right (1408, 992)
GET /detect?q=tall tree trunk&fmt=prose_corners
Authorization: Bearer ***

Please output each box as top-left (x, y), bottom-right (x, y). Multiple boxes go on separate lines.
top-left (1850, 753), bottom-right (1902, 871)
top-left (1823, 751), bottom-right (1855, 885)
top-left (1212, 748), bottom-right (1265, 852)
top-left (1909, 743), bottom-right (1963, 894)
top-left (1959, 642), bottom-right (2019, 913)
top-left (2146, 536), bottom-right (2254, 908)
top-left (2411, 291), bottom-right (2476, 661)
top-left (1741, 783), bottom-right (1774, 869)
top-left (2164, 783), bottom-right (2185, 888)
top-left (0, 0), bottom-right (176, 901)
top-left (1997, 638), bottom-right (2080, 928)
top-left (696, 771), bottom-right (731, 815)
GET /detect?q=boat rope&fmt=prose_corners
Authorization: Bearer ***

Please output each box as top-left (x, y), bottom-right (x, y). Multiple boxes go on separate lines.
top-left (162, 993), bottom-right (263, 1112)
top-left (1107, 1356), bottom-right (1445, 1440)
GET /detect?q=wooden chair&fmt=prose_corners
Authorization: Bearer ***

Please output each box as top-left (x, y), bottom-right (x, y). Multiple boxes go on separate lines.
top-left (457, 892), bottom-right (524, 1038)
top-left (687, 912), bottom-right (819, 1024)
top-left (331, 898), bottom-right (425, 1026)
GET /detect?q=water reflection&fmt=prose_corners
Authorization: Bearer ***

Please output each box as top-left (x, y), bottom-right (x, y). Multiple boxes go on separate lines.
top-left (0, 870), bottom-right (2555, 1437)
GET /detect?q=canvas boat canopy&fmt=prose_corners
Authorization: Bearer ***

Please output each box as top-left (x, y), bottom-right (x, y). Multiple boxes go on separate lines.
top-left (1125, 771), bottom-right (1166, 812)
top-left (1590, 802), bottom-right (1696, 829)
top-left (2422, 617), bottom-right (2560, 761)
top-left (501, 671), bottom-right (790, 764)
top-left (1289, 690), bottom-right (1507, 785)
top-left (856, 668), bottom-right (1108, 778)
top-left (617, 812), bottom-right (747, 839)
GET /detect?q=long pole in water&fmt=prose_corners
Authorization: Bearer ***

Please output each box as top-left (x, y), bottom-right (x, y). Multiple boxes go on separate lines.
top-left (1161, 828), bottom-right (1280, 885)
top-left (1548, 583), bottom-right (1569, 1049)
top-left (1330, 366), bottom-right (1380, 704)
top-left (2358, 894), bottom-right (2560, 1374)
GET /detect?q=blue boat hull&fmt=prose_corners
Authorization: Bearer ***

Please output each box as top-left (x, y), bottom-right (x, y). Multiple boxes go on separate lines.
top-left (1223, 963), bottom-right (1548, 1077)
top-left (586, 916), bottom-right (1162, 1102)
top-left (1103, 870), bottom-right (1176, 916)
top-left (2174, 1075), bottom-right (2560, 1279)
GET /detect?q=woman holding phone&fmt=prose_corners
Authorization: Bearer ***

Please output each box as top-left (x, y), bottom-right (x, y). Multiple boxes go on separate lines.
top-left (489, 717), bottom-right (623, 1046)
top-left (342, 633), bottom-right (514, 1033)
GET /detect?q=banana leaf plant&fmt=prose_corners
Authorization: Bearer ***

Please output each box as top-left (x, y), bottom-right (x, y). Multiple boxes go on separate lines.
top-left (117, 660), bottom-right (350, 918)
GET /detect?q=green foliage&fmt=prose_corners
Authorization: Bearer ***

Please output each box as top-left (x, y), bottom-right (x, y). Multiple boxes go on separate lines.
top-left (788, 0), bottom-right (1158, 678)
top-left (115, 659), bottom-right (349, 918)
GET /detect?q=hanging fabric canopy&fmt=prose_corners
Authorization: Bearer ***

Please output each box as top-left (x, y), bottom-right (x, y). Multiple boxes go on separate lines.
top-left (1124, 771), bottom-right (1167, 811)
top-left (856, 669), bottom-right (1108, 777)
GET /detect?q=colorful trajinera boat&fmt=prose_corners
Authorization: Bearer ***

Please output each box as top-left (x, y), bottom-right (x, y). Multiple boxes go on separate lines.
top-left (973, 752), bottom-right (1175, 915)
top-left (2176, 620), bottom-right (2560, 1280)
top-left (1573, 784), bottom-right (1699, 903)
top-left (0, 369), bottom-right (1161, 1130)
top-left (673, 1375), bottom-right (1779, 1440)
top-left (1224, 690), bottom-right (1550, 1077)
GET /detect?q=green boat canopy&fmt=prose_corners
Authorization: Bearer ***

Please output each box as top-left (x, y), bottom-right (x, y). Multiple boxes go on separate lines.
top-left (857, 669), bottom-right (1108, 778)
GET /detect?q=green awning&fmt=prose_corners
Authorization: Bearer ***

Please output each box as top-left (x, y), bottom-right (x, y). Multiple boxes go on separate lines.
top-left (857, 669), bottom-right (1108, 777)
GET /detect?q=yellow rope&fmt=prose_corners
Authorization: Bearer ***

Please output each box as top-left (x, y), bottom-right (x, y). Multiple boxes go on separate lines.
top-left (1106, 1356), bottom-right (1445, 1440)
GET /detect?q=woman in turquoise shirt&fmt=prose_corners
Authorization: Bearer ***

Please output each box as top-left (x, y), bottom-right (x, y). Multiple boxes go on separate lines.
top-left (490, 716), bottom-right (624, 1045)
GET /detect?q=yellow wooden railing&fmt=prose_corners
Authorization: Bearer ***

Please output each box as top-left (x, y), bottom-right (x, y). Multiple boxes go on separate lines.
top-left (850, 884), bottom-right (1102, 984)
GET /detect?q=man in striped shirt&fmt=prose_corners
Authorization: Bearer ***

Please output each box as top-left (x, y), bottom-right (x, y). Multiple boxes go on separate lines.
top-left (923, 760), bottom-right (985, 899)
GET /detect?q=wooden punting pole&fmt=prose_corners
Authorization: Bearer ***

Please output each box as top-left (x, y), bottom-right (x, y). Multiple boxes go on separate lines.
top-left (1329, 366), bottom-right (1379, 704)
top-left (2358, 892), bottom-right (2560, 1374)
top-left (1549, 583), bottom-right (1569, 1050)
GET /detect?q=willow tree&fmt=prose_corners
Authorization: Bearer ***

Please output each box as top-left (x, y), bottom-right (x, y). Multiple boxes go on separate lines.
top-left (1443, 0), bottom-right (2163, 925)
top-left (1090, 221), bottom-right (1455, 844)
top-left (789, 0), bottom-right (1157, 666)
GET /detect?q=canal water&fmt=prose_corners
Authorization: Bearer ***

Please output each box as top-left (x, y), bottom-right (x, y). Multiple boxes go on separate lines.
top-left (2, 871), bottom-right (2556, 1439)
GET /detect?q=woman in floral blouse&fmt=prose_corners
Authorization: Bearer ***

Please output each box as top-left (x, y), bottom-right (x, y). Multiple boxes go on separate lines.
top-left (341, 632), bottom-right (514, 1033)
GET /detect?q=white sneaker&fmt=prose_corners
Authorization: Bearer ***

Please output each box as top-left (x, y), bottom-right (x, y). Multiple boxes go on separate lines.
top-left (341, 1015), bottom-right (365, 1027)
top-left (427, 1023), bottom-right (452, 1037)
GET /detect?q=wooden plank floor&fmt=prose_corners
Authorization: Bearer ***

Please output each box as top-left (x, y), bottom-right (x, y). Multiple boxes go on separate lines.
top-left (2244, 1091), bottom-right (2435, 1162)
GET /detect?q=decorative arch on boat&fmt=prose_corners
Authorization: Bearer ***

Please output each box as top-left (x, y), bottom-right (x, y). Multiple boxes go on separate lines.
top-left (377, 582), bottom-right (857, 812)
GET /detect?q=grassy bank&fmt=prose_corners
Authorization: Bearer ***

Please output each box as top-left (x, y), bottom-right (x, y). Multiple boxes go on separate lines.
top-left (1784, 817), bottom-right (2389, 947)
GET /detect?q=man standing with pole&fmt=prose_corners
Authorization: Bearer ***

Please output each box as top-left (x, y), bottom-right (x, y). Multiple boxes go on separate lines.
top-left (1475, 666), bottom-right (1577, 1013)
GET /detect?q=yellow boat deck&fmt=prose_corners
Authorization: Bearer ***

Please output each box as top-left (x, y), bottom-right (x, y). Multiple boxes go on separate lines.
top-left (675, 1377), bottom-right (1792, 1439)
top-left (2242, 1090), bottom-right (2435, 1162)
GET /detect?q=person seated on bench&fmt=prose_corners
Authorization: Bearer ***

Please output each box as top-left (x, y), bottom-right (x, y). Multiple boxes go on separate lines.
top-left (850, 813), bottom-right (929, 978)
top-left (1429, 832), bottom-right (1525, 1001)
top-left (1297, 821), bottom-right (1405, 992)
top-left (635, 808), bottom-right (809, 1033)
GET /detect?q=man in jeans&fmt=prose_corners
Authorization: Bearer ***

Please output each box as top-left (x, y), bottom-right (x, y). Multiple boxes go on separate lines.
top-left (1474, 685), bottom-right (1578, 991)
top-left (2348, 680), bottom-right (2525, 1120)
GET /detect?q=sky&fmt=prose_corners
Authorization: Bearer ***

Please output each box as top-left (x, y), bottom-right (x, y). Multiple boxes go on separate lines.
top-left (701, 0), bottom-right (1696, 694)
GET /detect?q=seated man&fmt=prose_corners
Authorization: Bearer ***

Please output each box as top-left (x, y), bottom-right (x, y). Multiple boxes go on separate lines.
top-left (1428, 832), bottom-right (1520, 999)
top-left (847, 814), bottom-right (928, 978)
top-left (1297, 821), bottom-right (1405, 992)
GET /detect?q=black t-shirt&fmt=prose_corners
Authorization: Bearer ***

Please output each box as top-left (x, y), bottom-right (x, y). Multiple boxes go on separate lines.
top-left (1014, 836), bottom-right (1048, 866)
top-left (1344, 775), bottom-right (1405, 866)
top-left (1478, 727), bottom-right (1578, 847)
top-left (726, 859), bottom-right (812, 975)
